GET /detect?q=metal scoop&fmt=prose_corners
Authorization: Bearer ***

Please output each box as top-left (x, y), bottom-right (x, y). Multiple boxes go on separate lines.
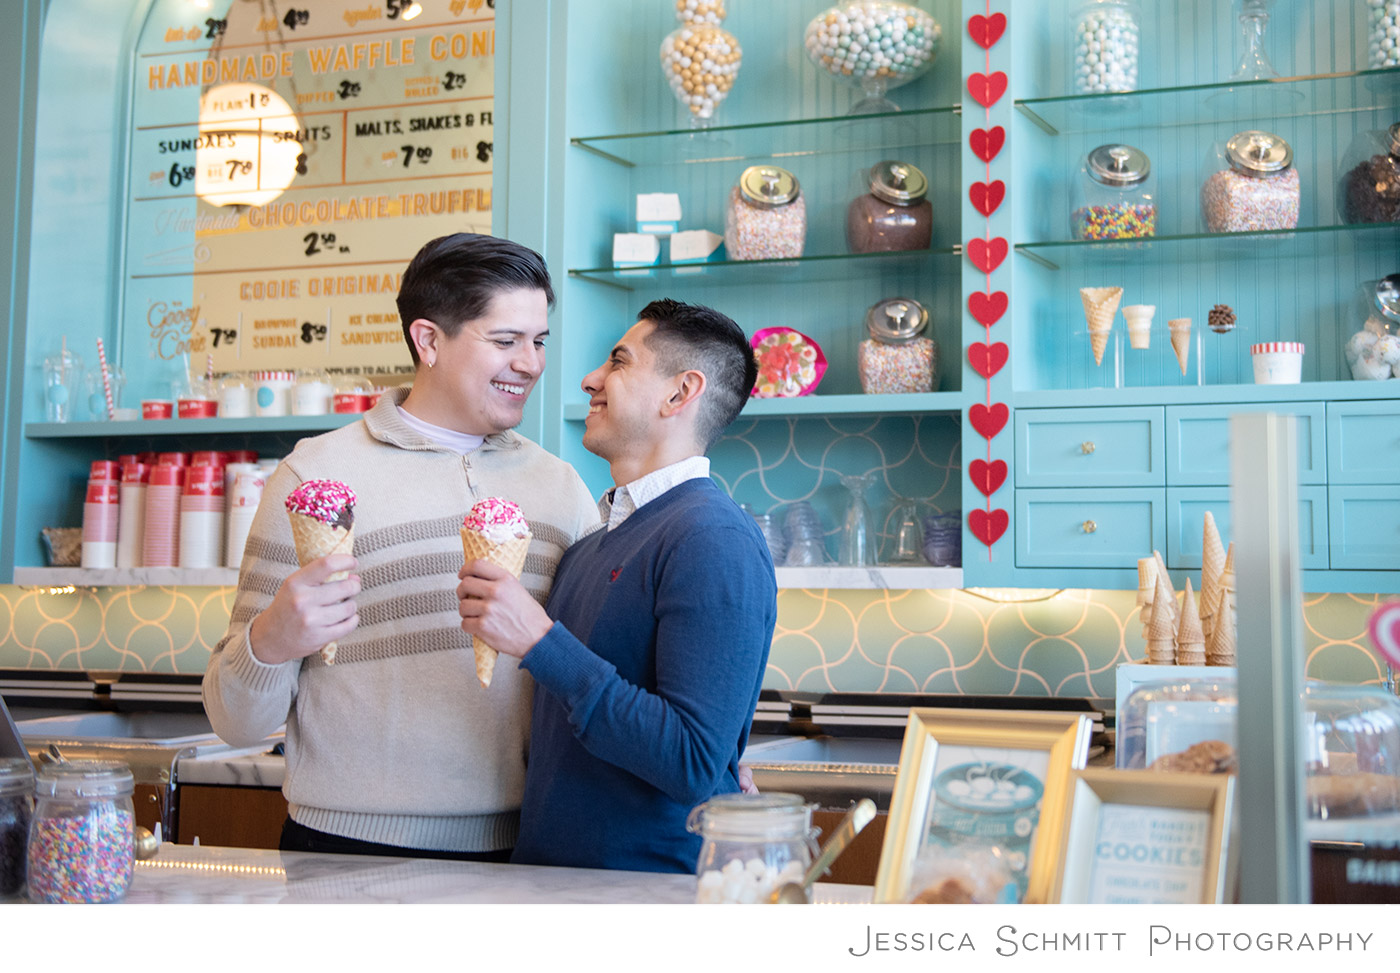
top-left (769, 798), bottom-right (876, 904)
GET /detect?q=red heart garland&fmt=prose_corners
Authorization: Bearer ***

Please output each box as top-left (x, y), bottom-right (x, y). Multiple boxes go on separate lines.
top-left (967, 71), bottom-right (1008, 108)
top-left (970, 180), bottom-right (1006, 217)
top-left (969, 459), bottom-right (1008, 497)
top-left (967, 12), bottom-right (1007, 49)
top-left (969, 402), bottom-right (1008, 440)
top-left (967, 237), bottom-right (1008, 274)
top-left (969, 508), bottom-right (1009, 547)
top-left (968, 341), bottom-right (1009, 378)
top-left (968, 291), bottom-right (1009, 327)
top-left (969, 126), bottom-right (1005, 163)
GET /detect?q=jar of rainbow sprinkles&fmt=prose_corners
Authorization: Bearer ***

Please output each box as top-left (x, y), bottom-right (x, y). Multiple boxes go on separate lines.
top-left (27, 760), bottom-right (135, 903)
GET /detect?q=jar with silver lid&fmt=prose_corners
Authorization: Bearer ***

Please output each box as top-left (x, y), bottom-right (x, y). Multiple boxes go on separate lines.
top-left (1343, 275), bottom-right (1400, 381)
top-left (846, 160), bottom-right (933, 253)
top-left (0, 758), bottom-right (32, 899)
top-left (1201, 130), bottom-right (1300, 232)
top-left (724, 165), bottom-right (805, 261)
top-left (27, 759), bottom-right (135, 903)
top-left (1072, 143), bottom-right (1156, 239)
top-left (1338, 122), bottom-right (1400, 225)
top-left (858, 297), bottom-right (938, 394)
top-left (687, 792), bottom-right (817, 903)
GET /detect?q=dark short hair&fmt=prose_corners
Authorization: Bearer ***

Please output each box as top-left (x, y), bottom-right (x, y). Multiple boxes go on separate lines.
top-left (396, 233), bottom-right (554, 364)
top-left (637, 298), bottom-right (756, 451)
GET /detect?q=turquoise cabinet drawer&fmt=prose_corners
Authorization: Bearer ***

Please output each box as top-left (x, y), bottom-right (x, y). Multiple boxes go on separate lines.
top-left (1166, 487), bottom-right (1328, 570)
top-left (1015, 407), bottom-right (1164, 488)
top-left (1015, 489), bottom-right (1165, 568)
top-left (1327, 401), bottom-right (1400, 485)
top-left (1165, 403), bottom-right (1325, 485)
top-left (1328, 486), bottom-right (1400, 570)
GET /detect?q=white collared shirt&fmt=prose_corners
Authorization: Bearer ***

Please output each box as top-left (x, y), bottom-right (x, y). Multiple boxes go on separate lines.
top-left (599, 455), bottom-right (711, 531)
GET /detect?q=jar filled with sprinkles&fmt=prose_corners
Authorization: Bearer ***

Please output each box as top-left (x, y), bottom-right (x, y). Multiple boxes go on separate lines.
top-left (724, 165), bottom-right (806, 261)
top-left (0, 758), bottom-right (33, 899)
top-left (1201, 130), bottom-right (1300, 233)
top-left (28, 760), bottom-right (135, 903)
top-left (1072, 143), bottom-right (1156, 240)
top-left (858, 297), bottom-right (937, 394)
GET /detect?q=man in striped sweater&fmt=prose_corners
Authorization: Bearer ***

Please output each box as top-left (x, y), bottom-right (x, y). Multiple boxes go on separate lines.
top-left (203, 234), bottom-right (598, 860)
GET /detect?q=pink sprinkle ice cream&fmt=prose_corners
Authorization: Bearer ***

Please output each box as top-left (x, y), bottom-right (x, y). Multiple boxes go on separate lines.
top-left (286, 479), bottom-right (356, 530)
top-left (463, 497), bottom-right (529, 545)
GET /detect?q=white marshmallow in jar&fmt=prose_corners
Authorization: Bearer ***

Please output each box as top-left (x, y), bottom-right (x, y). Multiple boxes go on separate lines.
top-left (686, 793), bottom-right (817, 905)
top-left (1369, 0), bottom-right (1400, 68)
top-left (1071, 0), bottom-right (1140, 94)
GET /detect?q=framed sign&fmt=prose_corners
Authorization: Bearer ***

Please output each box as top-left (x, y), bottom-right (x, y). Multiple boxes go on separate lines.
top-left (1049, 768), bottom-right (1235, 904)
top-left (873, 708), bottom-right (1092, 904)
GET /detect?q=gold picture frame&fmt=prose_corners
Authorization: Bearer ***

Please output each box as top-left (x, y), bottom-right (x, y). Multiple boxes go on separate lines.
top-left (872, 708), bottom-right (1093, 904)
top-left (1047, 768), bottom-right (1235, 904)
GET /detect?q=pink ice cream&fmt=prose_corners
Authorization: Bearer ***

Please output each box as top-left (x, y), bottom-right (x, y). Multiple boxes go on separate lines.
top-left (463, 497), bottom-right (529, 545)
top-left (286, 479), bottom-right (356, 530)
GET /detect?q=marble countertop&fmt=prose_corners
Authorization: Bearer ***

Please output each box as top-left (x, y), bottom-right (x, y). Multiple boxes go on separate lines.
top-left (177, 743), bottom-right (286, 787)
top-left (125, 843), bottom-right (874, 905)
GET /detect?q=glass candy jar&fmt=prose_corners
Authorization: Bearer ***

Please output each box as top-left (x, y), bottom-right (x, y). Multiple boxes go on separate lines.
top-left (725, 166), bottom-right (805, 261)
top-left (1116, 678), bottom-right (1239, 771)
top-left (659, 0), bottom-right (741, 127)
top-left (1070, 0), bottom-right (1140, 94)
top-left (1338, 122), bottom-right (1400, 225)
top-left (847, 160), bottom-right (933, 253)
top-left (1304, 683), bottom-right (1400, 844)
top-left (687, 793), bottom-right (817, 903)
top-left (1343, 275), bottom-right (1400, 381)
top-left (218, 372), bottom-right (254, 418)
top-left (857, 297), bottom-right (937, 394)
top-left (28, 760), bottom-right (135, 903)
top-left (1072, 143), bottom-right (1156, 239)
top-left (1201, 130), bottom-right (1300, 232)
top-left (293, 368), bottom-right (333, 415)
top-left (0, 758), bottom-right (33, 899)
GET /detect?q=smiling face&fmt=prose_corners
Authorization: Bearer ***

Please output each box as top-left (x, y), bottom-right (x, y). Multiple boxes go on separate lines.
top-left (580, 320), bottom-right (679, 464)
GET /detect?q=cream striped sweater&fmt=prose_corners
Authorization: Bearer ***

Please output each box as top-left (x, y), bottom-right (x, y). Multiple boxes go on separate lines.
top-left (202, 388), bottom-right (599, 852)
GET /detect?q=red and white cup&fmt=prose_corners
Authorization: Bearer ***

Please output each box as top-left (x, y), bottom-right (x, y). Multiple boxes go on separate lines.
top-left (156, 452), bottom-right (190, 468)
top-left (1250, 341), bottom-right (1304, 385)
top-left (333, 392), bottom-right (371, 413)
top-left (225, 471), bottom-right (267, 568)
top-left (141, 399), bottom-right (173, 420)
top-left (116, 462), bottom-right (149, 568)
top-left (179, 465), bottom-right (225, 569)
top-left (142, 464), bottom-right (184, 567)
top-left (177, 397), bottom-right (218, 419)
top-left (81, 476), bottom-right (120, 569)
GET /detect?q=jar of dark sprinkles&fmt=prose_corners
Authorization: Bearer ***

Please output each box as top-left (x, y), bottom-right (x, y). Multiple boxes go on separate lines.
top-left (0, 758), bottom-right (34, 899)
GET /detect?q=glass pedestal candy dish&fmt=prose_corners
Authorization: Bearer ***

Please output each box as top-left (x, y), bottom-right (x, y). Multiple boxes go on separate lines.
top-left (751, 327), bottom-right (825, 398)
top-left (1370, 0), bottom-right (1400, 68)
top-left (687, 793), bottom-right (818, 904)
top-left (1337, 122), bottom-right (1400, 225)
top-left (1228, 0), bottom-right (1280, 81)
top-left (1069, 0), bottom-right (1139, 94)
top-left (1201, 130), bottom-right (1299, 232)
top-left (660, 0), bottom-right (741, 127)
top-left (804, 1), bottom-right (941, 115)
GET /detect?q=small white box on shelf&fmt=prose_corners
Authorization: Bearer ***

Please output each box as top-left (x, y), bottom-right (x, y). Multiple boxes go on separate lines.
top-left (612, 233), bottom-right (661, 269)
top-left (669, 229), bottom-right (725, 270)
top-left (635, 193), bottom-right (681, 235)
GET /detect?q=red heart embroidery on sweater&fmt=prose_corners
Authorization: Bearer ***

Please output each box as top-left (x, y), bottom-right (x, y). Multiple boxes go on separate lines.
top-left (967, 236), bottom-right (1008, 273)
top-left (968, 291), bottom-right (1008, 327)
top-left (967, 71), bottom-right (1008, 108)
top-left (969, 126), bottom-right (1006, 163)
top-left (968, 342), bottom-right (1009, 378)
top-left (969, 459), bottom-right (1008, 497)
top-left (970, 180), bottom-right (1005, 217)
top-left (969, 402), bottom-right (1008, 439)
top-left (968, 508), bottom-right (1009, 547)
top-left (968, 13), bottom-right (1007, 49)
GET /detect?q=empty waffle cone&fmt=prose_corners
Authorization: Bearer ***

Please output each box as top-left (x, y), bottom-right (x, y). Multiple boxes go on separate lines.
top-left (1176, 577), bottom-right (1206, 663)
top-left (288, 512), bottom-right (355, 665)
top-left (461, 528), bottom-right (532, 688)
top-left (1206, 586), bottom-right (1236, 664)
top-left (1170, 318), bottom-right (1192, 375)
top-left (1146, 566), bottom-right (1178, 641)
top-left (1200, 512), bottom-right (1226, 641)
top-left (1080, 287), bottom-right (1123, 367)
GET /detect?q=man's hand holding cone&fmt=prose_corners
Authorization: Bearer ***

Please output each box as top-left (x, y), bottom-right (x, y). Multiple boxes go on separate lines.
top-left (458, 497), bottom-right (534, 688)
top-left (284, 480), bottom-right (358, 665)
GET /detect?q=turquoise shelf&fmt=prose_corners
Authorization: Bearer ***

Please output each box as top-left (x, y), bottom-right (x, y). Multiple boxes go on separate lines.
top-left (1014, 382), bottom-right (1400, 409)
top-left (24, 414), bottom-right (360, 439)
top-left (563, 390), bottom-right (966, 421)
top-left (1015, 68), bottom-right (1400, 137)
top-left (569, 248), bottom-right (960, 289)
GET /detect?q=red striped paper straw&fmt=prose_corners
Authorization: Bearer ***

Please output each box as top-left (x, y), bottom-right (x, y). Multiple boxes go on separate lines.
top-left (205, 353), bottom-right (214, 383)
top-left (95, 338), bottom-right (115, 420)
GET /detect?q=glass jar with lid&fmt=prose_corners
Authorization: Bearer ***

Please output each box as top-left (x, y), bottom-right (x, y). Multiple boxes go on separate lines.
top-left (724, 166), bottom-right (805, 261)
top-left (1069, 0), bottom-right (1140, 94)
top-left (857, 297), bottom-right (938, 394)
top-left (1337, 121), bottom-right (1400, 225)
top-left (27, 759), bottom-right (135, 903)
top-left (1116, 678), bottom-right (1239, 771)
top-left (0, 758), bottom-right (33, 899)
top-left (218, 372), bottom-right (254, 418)
top-left (1344, 275), bottom-right (1400, 381)
top-left (293, 368), bottom-right (333, 415)
top-left (1201, 130), bottom-right (1300, 232)
top-left (686, 792), bottom-right (817, 903)
top-left (846, 160), bottom-right (933, 253)
top-left (1072, 143), bottom-right (1156, 239)
top-left (1303, 683), bottom-right (1400, 844)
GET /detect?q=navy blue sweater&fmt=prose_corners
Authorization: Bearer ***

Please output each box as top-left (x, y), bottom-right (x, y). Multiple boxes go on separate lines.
top-left (511, 478), bottom-right (777, 873)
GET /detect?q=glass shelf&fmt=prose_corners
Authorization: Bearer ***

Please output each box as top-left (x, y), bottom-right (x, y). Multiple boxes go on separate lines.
top-left (1014, 222), bottom-right (1400, 271)
top-left (563, 390), bottom-right (965, 421)
top-left (570, 106), bottom-right (961, 168)
top-left (23, 414), bottom-right (361, 439)
top-left (1014, 381), bottom-right (1400, 410)
top-left (569, 248), bottom-right (958, 289)
top-left (1015, 67), bottom-right (1400, 136)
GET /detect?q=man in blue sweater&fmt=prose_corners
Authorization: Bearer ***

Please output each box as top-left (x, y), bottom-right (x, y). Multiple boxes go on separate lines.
top-left (456, 298), bottom-right (777, 873)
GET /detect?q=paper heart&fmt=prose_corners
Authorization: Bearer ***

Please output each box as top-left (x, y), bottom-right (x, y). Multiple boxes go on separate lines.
top-left (968, 341), bottom-right (1009, 378)
top-left (969, 507), bottom-right (1009, 547)
top-left (969, 402), bottom-right (1008, 439)
top-left (970, 180), bottom-right (1006, 217)
top-left (1368, 601), bottom-right (1400, 668)
top-left (967, 237), bottom-right (1008, 274)
top-left (969, 126), bottom-right (1005, 163)
top-left (968, 12), bottom-right (1007, 49)
top-left (968, 291), bottom-right (1009, 327)
top-left (967, 71), bottom-right (1008, 108)
top-left (969, 459), bottom-right (1008, 497)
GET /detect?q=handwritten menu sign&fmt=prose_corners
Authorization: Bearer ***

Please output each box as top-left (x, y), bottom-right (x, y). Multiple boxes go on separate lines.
top-left (123, 0), bottom-right (494, 388)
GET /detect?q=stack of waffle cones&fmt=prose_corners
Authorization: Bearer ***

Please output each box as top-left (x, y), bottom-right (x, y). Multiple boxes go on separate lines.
top-left (1199, 512), bottom-right (1226, 644)
top-left (1145, 564), bottom-right (1178, 664)
top-left (1207, 544), bottom-right (1237, 666)
top-left (288, 512), bottom-right (354, 665)
top-left (461, 525), bottom-right (533, 687)
top-left (1080, 286), bottom-right (1123, 367)
top-left (1169, 318), bottom-right (1193, 375)
top-left (1175, 577), bottom-right (1206, 665)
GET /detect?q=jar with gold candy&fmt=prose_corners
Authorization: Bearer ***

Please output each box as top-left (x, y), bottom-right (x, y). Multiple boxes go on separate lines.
top-left (660, 0), bottom-right (742, 127)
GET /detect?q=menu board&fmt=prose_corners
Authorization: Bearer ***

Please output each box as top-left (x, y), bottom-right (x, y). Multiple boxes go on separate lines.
top-left (122, 0), bottom-right (494, 390)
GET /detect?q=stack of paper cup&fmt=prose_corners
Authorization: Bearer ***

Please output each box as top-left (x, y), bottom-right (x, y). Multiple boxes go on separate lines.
top-left (179, 466), bottom-right (224, 568)
top-left (116, 462), bottom-right (149, 568)
top-left (225, 470), bottom-right (267, 569)
top-left (81, 460), bottom-right (121, 569)
top-left (142, 465), bottom-right (184, 567)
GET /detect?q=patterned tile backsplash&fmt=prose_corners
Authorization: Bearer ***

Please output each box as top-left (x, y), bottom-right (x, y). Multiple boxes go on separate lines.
top-left (0, 583), bottom-right (1388, 698)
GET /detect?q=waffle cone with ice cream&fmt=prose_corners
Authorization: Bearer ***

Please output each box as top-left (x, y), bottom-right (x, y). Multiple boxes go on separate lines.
top-left (462, 497), bottom-right (533, 688)
top-left (285, 479), bottom-right (357, 665)
top-left (1080, 286), bottom-right (1123, 366)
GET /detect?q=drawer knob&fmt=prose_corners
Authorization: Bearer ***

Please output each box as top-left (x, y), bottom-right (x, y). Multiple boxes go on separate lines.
top-left (1082, 519), bottom-right (1097, 534)
top-left (1081, 441), bottom-right (1095, 455)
